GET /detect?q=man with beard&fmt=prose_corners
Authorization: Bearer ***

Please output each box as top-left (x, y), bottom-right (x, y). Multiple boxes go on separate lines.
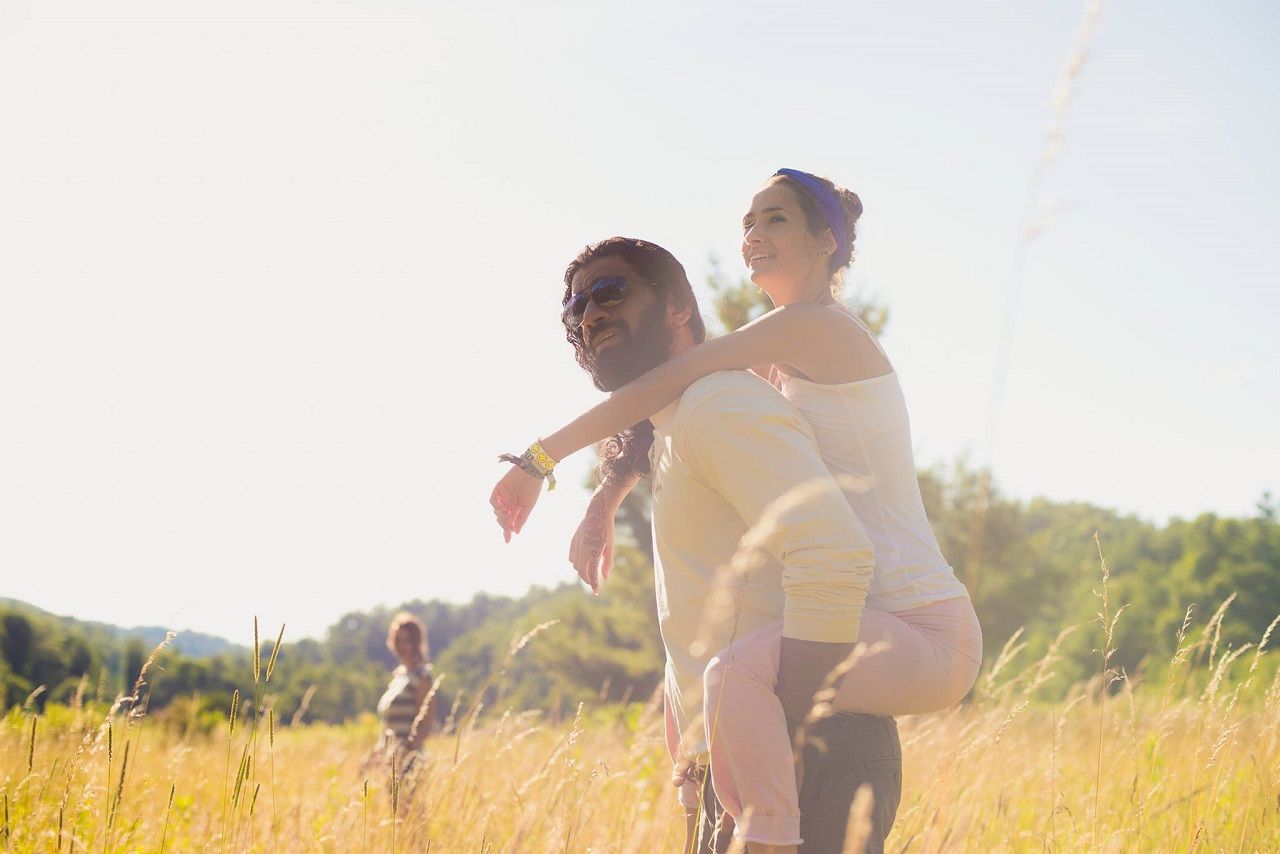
top-left (548, 237), bottom-right (902, 853)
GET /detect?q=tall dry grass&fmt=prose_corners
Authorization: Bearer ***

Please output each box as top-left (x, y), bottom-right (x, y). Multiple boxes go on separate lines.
top-left (2, 581), bottom-right (1278, 852)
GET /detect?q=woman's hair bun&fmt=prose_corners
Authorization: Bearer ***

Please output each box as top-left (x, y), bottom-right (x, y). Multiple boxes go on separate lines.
top-left (838, 188), bottom-right (863, 227)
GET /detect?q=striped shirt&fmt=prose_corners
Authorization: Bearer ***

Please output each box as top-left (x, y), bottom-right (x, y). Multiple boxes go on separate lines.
top-left (376, 662), bottom-right (432, 746)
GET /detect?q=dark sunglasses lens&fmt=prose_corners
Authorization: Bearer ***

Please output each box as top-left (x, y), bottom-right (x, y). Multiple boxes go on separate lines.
top-left (562, 292), bottom-right (588, 328)
top-left (562, 276), bottom-right (630, 329)
top-left (592, 277), bottom-right (629, 307)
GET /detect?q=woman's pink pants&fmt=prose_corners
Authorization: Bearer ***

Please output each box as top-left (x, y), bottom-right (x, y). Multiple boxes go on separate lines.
top-left (665, 596), bottom-right (982, 846)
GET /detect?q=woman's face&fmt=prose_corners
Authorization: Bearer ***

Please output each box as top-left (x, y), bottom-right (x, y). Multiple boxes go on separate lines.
top-left (740, 181), bottom-right (836, 304)
top-left (393, 627), bottom-right (420, 665)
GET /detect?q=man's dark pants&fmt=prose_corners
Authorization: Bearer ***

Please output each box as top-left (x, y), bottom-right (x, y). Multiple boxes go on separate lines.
top-left (696, 713), bottom-right (902, 853)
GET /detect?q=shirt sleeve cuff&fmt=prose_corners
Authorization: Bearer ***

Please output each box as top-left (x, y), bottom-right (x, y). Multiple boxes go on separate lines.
top-left (782, 610), bottom-right (862, 644)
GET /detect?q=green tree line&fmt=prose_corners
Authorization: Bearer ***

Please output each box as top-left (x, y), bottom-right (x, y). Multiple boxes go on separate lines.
top-left (6, 475), bottom-right (1275, 723)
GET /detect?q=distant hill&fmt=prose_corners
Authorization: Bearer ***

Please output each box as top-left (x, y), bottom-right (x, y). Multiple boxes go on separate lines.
top-left (0, 598), bottom-right (245, 658)
top-left (0, 586), bottom-right (587, 722)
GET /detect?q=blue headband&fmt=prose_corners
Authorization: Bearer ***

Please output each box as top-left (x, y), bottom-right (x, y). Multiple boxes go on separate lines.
top-left (773, 168), bottom-right (849, 261)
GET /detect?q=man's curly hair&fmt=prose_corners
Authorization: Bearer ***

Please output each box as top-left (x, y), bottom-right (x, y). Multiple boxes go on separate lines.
top-left (562, 237), bottom-right (706, 485)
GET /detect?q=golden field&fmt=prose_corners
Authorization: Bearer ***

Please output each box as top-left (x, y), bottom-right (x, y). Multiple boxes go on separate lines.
top-left (2, 609), bottom-right (1278, 854)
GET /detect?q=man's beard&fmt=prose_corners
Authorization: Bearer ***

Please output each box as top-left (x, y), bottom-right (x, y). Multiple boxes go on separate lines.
top-left (584, 301), bottom-right (673, 392)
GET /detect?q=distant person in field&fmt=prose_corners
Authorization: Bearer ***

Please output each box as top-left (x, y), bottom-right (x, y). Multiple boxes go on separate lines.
top-left (370, 611), bottom-right (435, 772)
top-left (491, 172), bottom-right (980, 852)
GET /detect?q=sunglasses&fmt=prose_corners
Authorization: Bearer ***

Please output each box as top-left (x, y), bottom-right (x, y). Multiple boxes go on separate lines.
top-left (561, 275), bottom-right (659, 330)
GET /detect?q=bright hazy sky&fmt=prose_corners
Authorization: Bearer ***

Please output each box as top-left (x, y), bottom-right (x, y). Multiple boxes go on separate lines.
top-left (2, 2), bottom-right (1277, 644)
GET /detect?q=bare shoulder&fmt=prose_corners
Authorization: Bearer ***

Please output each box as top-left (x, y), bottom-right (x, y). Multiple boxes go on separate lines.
top-left (746, 302), bottom-right (867, 342)
top-left (745, 301), bottom-right (835, 331)
top-left (771, 304), bottom-right (891, 384)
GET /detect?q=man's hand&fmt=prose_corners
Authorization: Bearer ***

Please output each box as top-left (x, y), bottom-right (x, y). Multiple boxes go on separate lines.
top-left (672, 757), bottom-right (699, 791)
top-left (776, 637), bottom-right (856, 739)
top-left (566, 478), bottom-right (635, 591)
top-left (569, 497), bottom-right (615, 594)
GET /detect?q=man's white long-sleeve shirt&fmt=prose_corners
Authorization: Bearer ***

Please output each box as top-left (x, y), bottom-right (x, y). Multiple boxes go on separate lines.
top-left (649, 371), bottom-right (875, 759)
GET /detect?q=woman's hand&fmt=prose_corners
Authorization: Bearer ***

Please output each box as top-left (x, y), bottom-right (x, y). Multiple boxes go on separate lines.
top-left (489, 464), bottom-right (544, 542)
top-left (569, 499), bottom-right (615, 594)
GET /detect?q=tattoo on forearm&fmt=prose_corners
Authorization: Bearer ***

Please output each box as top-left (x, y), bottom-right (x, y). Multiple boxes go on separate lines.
top-left (583, 511), bottom-right (607, 563)
top-left (582, 494), bottom-right (611, 564)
